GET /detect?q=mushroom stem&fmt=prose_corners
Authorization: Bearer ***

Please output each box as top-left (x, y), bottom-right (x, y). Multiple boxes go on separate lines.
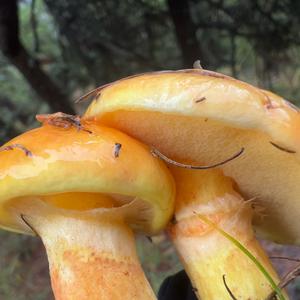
top-left (168, 168), bottom-right (288, 300)
top-left (26, 214), bottom-right (157, 300)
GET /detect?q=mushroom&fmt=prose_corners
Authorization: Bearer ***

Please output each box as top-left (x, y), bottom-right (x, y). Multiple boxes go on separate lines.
top-left (167, 167), bottom-right (284, 299)
top-left (83, 69), bottom-right (300, 298)
top-left (0, 120), bottom-right (175, 300)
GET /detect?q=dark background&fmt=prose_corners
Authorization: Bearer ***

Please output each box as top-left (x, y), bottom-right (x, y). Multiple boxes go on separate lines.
top-left (0, 0), bottom-right (300, 299)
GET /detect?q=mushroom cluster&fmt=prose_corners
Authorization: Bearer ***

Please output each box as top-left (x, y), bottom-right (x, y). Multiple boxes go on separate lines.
top-left (1, 68), bottom-right (299, 299)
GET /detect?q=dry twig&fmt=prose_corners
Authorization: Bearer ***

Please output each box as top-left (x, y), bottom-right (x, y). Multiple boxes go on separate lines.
top-left (0, 144), bottom-right (32, 157)
top-left (36, 112), bottom-right (92, 133)
top-left (222, 275), bottom-right (237, 300)
top-left (151, 147), bottom-right (244, 169)
top-left (266, 263), bottom-right (300, 300)
top-left (270, 142), bottom-right (296, 154)
top-left (114, 143), bottom-right (122, 158)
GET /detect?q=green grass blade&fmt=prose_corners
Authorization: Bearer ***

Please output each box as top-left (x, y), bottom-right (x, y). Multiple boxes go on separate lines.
top-left (195, 213), bottom-right (285, 300)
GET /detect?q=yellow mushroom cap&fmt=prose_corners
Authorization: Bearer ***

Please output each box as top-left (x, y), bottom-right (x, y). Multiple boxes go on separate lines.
top-left (0, 122), bottom-right (175, 235)
top-left (84, 69), bottom-right (300, 244)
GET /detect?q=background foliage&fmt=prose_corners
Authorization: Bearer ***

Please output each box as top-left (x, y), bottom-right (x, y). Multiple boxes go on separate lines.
top-left (1, 0), bottom-right (300, 298)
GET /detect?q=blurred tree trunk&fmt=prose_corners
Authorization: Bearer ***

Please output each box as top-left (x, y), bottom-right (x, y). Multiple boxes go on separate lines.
top-left (0, 0), bottom-right (74, 114)
top-left (44, 0), bottom-right (116, 83)
top-left (44, 0), bottom-right (158, 83)
top-left (167, 0), bottom-right (204, 68)
top-left (0, 95), bottom-right (30, 141)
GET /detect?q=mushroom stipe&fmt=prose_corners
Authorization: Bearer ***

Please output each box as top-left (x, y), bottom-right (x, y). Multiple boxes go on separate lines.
top-left (0, 144), bottom-right (32, 157)
top-left (193, 211), bottom-right (285, 300)
top-left (151, 147), bottom-right (244, 169)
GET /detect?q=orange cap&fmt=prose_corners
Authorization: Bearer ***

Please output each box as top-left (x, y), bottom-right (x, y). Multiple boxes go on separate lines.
top-left (84, 69), bottom-right (300, 244)
top-left (0, 122), bottom-right (175, 235)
